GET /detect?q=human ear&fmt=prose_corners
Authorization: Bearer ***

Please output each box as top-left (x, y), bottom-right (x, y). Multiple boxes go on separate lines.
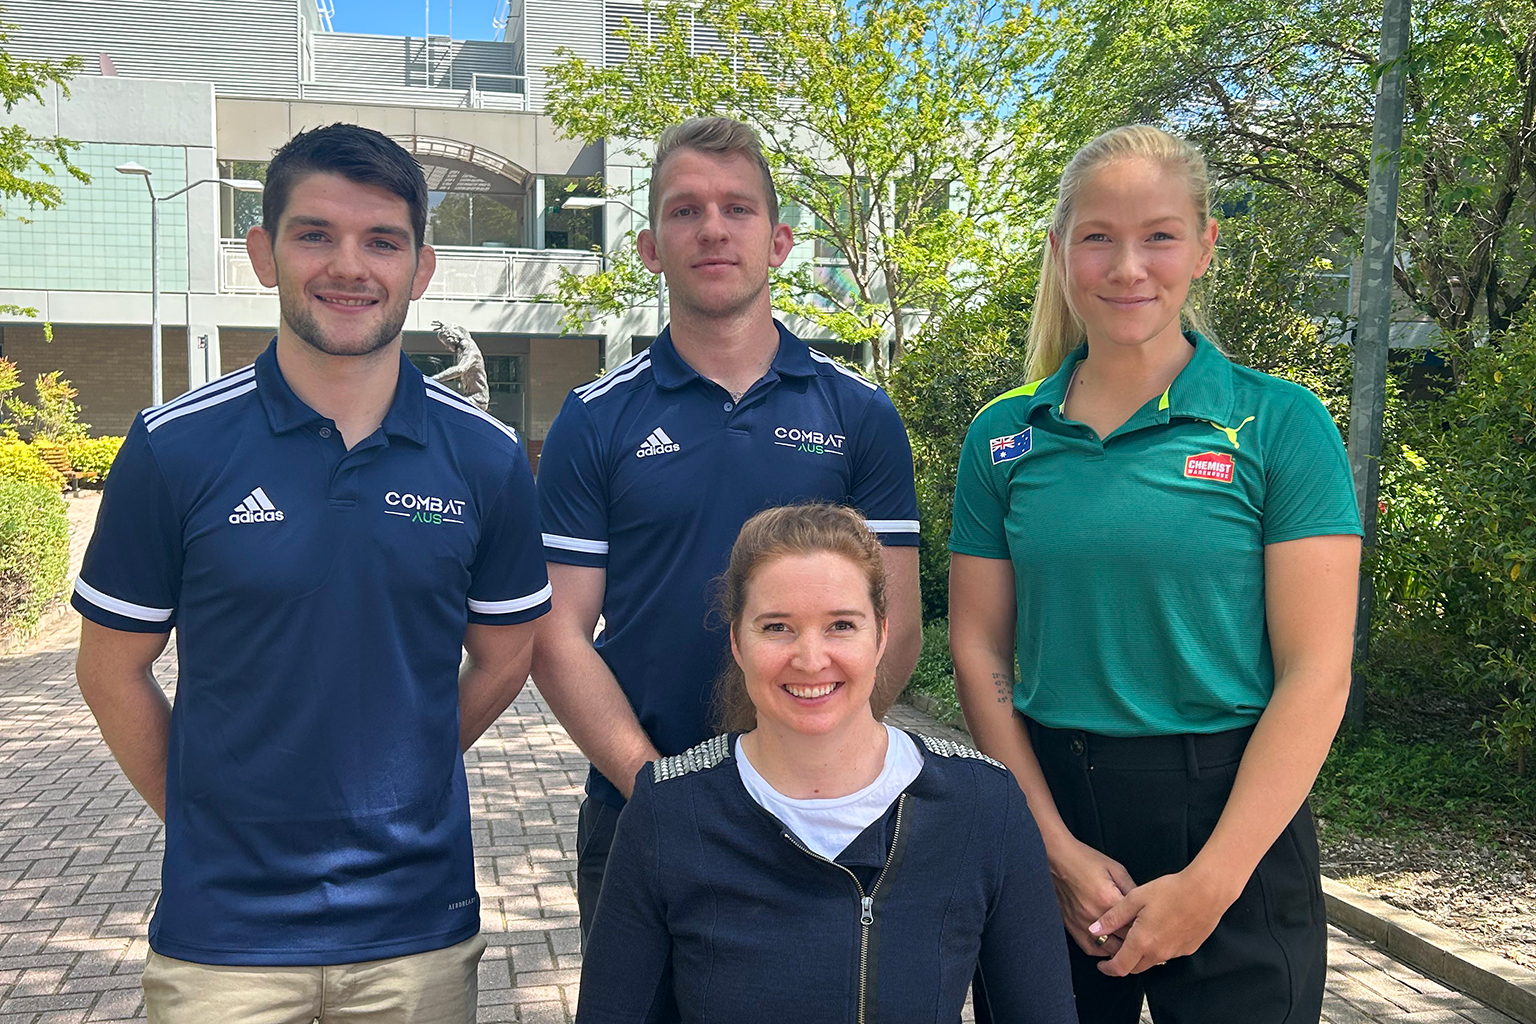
top-left (637, 228), bottom-right (663, 274)
top-left (247, 226), bottom-right (278, 289)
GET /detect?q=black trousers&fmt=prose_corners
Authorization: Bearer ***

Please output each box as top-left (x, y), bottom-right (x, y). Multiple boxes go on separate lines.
top-left (1028, 720), bottom-right (1326, 1024)
top-left (576, 795), bottom-right (622, 949)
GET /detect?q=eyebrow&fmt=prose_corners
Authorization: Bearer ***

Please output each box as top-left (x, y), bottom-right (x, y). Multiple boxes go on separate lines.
top-left (1076, 215), bottom-right (1186, 231)
top-left (752, 609), bottom-right (869, 621)
top-left (663, 190), bottom-right (762, 209)
top-left (287, 216), bottom-right (413, 241)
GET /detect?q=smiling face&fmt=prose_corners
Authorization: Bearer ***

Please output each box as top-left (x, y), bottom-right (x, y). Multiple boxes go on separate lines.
top-left (1058, 156), bottom-right (1218, 354)
top-left (638, 148), bottom-right (793, 321)
top-left (730, 551), bottom-right (887, 742)
top-left (247, 172), bottom-right (436, 359)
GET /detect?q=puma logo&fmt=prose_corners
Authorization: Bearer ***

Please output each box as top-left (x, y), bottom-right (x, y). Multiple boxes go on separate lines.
top-left (1204, 416), bottom-right (1256, 448)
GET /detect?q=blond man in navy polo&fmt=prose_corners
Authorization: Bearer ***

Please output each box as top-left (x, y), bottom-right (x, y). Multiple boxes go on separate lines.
top-left (533, 117), bottom-right (923, 939)
top-left (72, 125), bottom-right (549, 1022)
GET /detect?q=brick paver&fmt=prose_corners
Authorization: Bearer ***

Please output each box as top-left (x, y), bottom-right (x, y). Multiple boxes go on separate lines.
top-left (0, 494), bottom-right (1518, 1023)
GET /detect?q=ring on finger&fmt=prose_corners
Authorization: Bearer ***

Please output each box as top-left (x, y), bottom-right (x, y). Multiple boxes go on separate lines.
top-left (1092, 935), bottom-right (1108, 948)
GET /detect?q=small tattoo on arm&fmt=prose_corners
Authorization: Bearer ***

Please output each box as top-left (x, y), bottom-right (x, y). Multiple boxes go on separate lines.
top-left (992, 672), bottom-right (1012, 704)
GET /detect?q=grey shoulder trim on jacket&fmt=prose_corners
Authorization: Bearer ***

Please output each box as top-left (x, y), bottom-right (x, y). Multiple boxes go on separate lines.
top-left (653, 734), bottom-right (732, 783)
top-left (918, 734), bottom-right (1007, 772)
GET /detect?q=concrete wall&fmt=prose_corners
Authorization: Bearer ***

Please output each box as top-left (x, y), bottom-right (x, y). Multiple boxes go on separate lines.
top-left (527, 335), bottom-right (600, 440)
top-left (216, 98), bottom-right (601, 177)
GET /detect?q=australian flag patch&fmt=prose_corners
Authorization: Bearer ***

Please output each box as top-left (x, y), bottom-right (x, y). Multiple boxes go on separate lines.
top-left (989, 427), bottom-right (1032, 464)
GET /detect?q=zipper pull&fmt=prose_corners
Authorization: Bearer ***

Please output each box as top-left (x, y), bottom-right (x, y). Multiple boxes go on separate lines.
top-left (860, 896), bottom-right (874, 926)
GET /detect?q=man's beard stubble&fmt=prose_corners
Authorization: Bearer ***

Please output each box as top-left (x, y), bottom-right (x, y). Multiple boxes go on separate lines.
top-left (275, 263), bottom-right (412, 359)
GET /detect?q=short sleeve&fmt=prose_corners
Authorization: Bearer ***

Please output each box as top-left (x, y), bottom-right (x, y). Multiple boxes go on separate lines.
top-left (1261, 389), bottom-right (1363, 544)
top-left (71, 416), bottom-right (182, 633)
top-left (576, 773), bottom-right (676, 1024)
top-left (467, 443), bottom-right (551, 625)
top-left (537, 391), bottom-right (610, 567)
top-left (850, 390), bottom-right (920, 546)
top-left (947, 413), bottom-right (1012, 559)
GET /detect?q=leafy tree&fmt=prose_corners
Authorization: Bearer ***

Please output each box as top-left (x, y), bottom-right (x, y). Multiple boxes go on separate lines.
top-left (1043, 0), bottom-right (1536, 338)
top-left (1, 9), bottom-right (88, 331)
top-left (543, 0), bottom-right (1054, 374)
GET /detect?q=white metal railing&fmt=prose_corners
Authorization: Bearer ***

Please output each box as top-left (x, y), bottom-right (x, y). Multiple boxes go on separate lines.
top-left (470, 72), bottom-right (527, 110)
top-left (217, 240), bottom-right (599, 301)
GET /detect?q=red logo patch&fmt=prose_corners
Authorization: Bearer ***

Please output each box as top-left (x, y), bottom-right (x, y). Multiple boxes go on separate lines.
top-left (1185, 451), bottom-right (1235, 483)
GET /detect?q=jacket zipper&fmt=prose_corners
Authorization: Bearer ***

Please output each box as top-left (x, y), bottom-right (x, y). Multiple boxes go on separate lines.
top-left (778, 793), bottom-right (907, 1024)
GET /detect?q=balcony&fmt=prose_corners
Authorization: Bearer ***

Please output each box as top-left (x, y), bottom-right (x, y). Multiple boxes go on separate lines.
top-left (218, 240), bottom-right (601, 301)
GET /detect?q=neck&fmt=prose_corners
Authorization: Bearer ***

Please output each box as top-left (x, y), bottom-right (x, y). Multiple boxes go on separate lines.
top-left (1078, 325), bottom-right (1195, 397)
top-left (274, 328), bottom-right (401, 448)
top-left (740, 714), bottom-right (888, 800)
top-left (666, 294), bottom-right (780, 398)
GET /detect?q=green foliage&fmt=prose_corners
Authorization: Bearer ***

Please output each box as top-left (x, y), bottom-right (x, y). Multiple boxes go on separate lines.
top-left (0, 438), bottom-right (63, 489)
top-left (0, 478), bottom-right (67, 643)
top-left (1311, 694), bottom-right (1535, 838)
top-left (904, 619), bottom-right (961, 725)
top-left (1043, 0), bottom-right (1536, 337)
top-left (1, 10), bottom-right (89, 219)
top-left (543, 0), bottom-right (1053, 371)
top-left (1368, 315), bottom-right (1536, 773)
top-left (64, 435), bottom-right (124, 483)
top-left (886, 281), bottom-right (1034, 618)
top-left (0, 361), bottom-right (90, 441)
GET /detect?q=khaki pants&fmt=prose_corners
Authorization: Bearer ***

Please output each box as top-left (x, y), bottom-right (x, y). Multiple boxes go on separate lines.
top-left (142, 933), bottom-right (487, 1024)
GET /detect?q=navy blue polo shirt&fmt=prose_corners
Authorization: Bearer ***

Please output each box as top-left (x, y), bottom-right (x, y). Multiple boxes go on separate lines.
top-left (72, 341), bottom-right (551, 966)
top-left (538, 322), bottom-right (919, 808)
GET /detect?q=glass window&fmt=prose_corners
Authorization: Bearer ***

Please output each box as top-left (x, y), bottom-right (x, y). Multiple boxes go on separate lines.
top-left (219, 160), bottom-right (268, 239)
top-left (426, 191), bottom-right (526, 249)
top-left (543, 175), bottom-right (604, 251)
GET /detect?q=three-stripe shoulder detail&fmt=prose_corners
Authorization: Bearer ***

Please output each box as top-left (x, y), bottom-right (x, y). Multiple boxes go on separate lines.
top-left (423, 378), bottom-right (521, 445)
top-left (578, 355), bottom-right (652, 405)
top-left (808, 349), bottom-right (877, 391)
top-left (143, 366), bottom-right (258, 432)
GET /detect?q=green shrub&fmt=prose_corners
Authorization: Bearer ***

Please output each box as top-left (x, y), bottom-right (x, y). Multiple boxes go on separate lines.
top-left (65, 435), bottom-right (125, 484)
top-left (0, 479), bottom-right (69, 643)
top-left (0, 439), bottom-right (64, 490)
top-left (1368, 315), bottom-right (1536, 774)
top-left (905, 619), bottom-right (961, 724)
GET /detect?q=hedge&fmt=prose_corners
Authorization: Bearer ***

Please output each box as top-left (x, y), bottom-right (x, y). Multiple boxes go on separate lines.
top-left (0, 480), bottom-right (69, 643)
top-left (64, 435), bottom-right (126, 484)
top-left (0, 439), bottom-right (65, 491)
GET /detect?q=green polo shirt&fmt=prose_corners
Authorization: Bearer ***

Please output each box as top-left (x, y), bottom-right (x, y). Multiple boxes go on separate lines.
top-left (949, 332), bottom-right (1362, 736)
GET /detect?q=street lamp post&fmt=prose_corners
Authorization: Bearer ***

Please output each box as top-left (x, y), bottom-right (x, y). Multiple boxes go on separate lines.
top-left (114, 163), bottom-right (263, 406)
top-left (561, 195), bottom-right (666, 338)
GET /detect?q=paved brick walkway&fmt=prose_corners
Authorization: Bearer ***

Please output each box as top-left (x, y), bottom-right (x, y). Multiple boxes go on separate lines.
top-left (0, 494), bottom-right (1520, 1022)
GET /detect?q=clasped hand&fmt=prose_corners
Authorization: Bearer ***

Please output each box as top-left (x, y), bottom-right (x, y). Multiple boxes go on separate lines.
top-left (1087, 868), bottom-right (1235, 976)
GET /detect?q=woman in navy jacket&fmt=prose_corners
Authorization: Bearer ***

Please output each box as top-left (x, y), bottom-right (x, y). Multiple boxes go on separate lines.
top-left (577, 504), bottom-right (1076, 1024)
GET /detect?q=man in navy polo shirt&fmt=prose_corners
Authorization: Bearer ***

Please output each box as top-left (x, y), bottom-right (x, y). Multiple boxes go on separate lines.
top-left (72, 124), bottom-right (550, 1022)
top-left (533, 117), bottom-right (922, 937)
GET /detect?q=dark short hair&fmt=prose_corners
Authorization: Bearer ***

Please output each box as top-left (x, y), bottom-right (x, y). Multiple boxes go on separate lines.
top-left (263, 124), bottom-right (429, 247)
top-left (650, 117), bottom-right (779, 225)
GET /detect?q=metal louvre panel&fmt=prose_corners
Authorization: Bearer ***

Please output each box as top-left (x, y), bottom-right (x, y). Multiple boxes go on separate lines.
top-left (310, 34), bottom-right (525, 99)
top-left (524, 0), bottom-right (604, 109)
top-left (3, 0), bottom-right (301, 98)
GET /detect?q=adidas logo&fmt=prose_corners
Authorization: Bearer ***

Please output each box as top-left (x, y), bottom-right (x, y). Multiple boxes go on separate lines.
top-left (635, 427), bottom-right (680, 458)
top-left (228, 487), bottom-right (286, 524)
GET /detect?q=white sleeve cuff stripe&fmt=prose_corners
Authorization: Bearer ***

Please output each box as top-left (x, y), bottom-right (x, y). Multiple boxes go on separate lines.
top-left (542, 533), bottom-right (610, 554)
top-left (468, 582), bottom-right (553, 615)
top-left (73, 578), bottom-right (174, 622)
top-left (864, 519), bottom-right (920, 533)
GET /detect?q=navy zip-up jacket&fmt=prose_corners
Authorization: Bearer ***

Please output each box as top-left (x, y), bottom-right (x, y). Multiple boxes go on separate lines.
top-left (577, 732), bottom-right (1078, 1024)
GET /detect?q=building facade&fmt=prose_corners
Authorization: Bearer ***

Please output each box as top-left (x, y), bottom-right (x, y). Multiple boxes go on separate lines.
top-left (0, 0), bottom-right (685, 452)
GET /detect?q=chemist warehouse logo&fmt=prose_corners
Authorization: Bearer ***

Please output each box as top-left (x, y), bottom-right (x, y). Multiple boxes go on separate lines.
top-left (774, 426), bottom-right (846, 456)
top-left (384, 490), bottom-right (467, 526)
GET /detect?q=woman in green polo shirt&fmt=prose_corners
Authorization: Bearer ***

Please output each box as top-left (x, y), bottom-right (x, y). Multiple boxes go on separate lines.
top-left (949, 124), bottom-right (1363, 1023)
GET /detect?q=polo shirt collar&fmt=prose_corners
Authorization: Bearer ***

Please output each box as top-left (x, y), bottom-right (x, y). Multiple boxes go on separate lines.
top-left (1024, 331), bottom-right (1235, 425)
top-left (255, 339), bottom-right (428, 445)
top-left (647, 319), bottom-right (818, 391)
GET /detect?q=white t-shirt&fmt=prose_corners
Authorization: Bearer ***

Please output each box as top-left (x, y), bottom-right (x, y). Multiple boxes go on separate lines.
top-left (735, 725), bottom-right (924, 860)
